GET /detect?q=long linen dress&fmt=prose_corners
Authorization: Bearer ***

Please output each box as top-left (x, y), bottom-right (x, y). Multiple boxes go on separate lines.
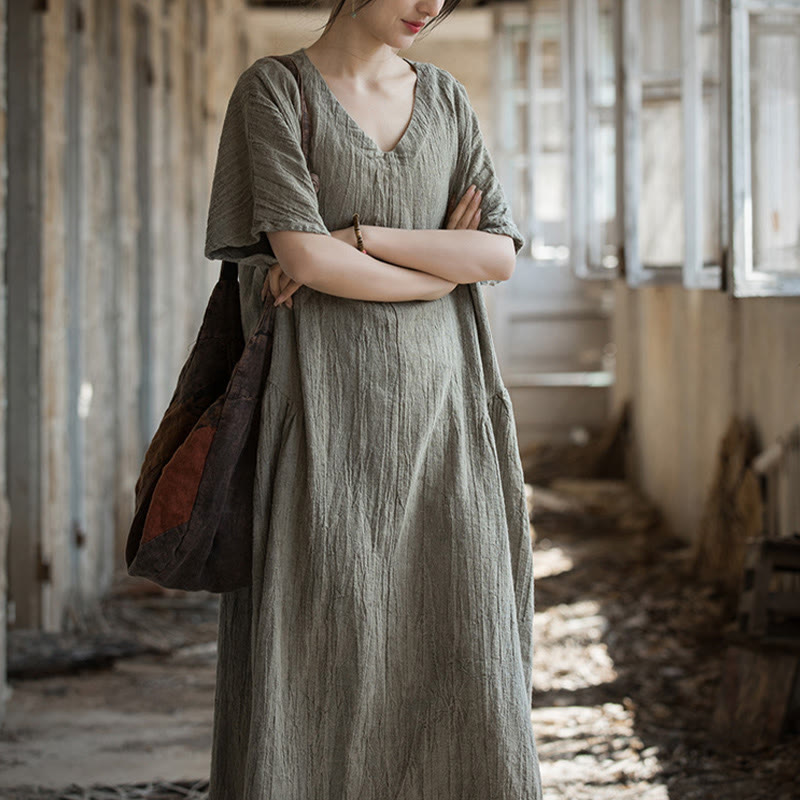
top-left (204, 47), bottom-right (542, 800)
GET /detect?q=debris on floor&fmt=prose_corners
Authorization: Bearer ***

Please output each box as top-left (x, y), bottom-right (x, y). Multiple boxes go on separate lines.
top-left (0, 779), bottom-right (210, 800)
top-left (2, 477), bottom-right (798, 799)
top-left (520, 402), bottom-right (630, 486)
top-left (530, 479), bottom-right (800, 800)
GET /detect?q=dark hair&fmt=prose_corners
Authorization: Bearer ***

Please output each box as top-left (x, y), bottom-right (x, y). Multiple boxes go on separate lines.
top-left (312, 0), bottom-right (463, 39)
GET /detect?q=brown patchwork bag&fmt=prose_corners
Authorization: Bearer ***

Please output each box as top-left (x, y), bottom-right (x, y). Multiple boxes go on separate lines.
top-left (125, 262), bottom-right (273, 592)
top-left (125, 54), bottom-right (315, 592)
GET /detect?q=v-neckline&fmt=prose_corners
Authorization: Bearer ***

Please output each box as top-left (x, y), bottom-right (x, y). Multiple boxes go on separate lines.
top-left (295, 47), bottom-right (423, 159)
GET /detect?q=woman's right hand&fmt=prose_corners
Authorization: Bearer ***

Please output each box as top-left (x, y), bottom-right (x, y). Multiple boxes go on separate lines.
top-left (261, 262), bottom-right (300, 308)
top-left (446, 184), bottom-right (483, 231)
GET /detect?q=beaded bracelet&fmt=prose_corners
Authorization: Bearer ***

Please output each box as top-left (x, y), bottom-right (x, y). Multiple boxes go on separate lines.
top-left (352, 213), bottom-right (367, 254)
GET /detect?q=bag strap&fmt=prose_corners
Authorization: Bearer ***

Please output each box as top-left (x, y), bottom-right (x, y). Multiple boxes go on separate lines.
top-left (268, 54), bottom-right (320, 193)
top-left (220, 53), bottom-right (318, 283)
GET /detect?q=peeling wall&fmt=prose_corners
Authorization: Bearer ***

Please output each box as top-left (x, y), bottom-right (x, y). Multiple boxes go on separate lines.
top-left (5, 0), bottom-right (248, 631)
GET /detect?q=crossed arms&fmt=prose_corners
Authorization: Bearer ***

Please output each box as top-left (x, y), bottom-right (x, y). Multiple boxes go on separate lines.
top-left (267, 227), bottom-right (516, 304)
top-left (264, 186), bottom-right (517, 305)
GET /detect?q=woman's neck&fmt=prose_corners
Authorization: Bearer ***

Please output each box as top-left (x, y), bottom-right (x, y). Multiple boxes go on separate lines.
top-left (304, 28), bottom-right (405, 83)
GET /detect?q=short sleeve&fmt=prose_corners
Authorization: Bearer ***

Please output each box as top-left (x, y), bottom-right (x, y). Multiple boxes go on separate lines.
top-left (204, 59), bottom-right (330, 267)
top-left (450, 79), bottom-right (526, 286)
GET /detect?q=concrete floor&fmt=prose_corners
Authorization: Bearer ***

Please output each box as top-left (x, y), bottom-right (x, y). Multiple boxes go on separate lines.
top-left (0, 644), bottom-right (216, 789)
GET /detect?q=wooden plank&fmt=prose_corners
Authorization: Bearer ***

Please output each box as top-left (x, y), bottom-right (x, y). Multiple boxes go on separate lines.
top-left (712, 640), bottom-right (800, 750)
top-left (7, 0), bottom-right (46, 628)
top-left (0, 0), bottom-right (8, 723)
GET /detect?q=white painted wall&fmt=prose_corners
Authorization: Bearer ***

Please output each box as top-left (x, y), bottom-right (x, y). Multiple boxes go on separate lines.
top-left (613, 282), bottom-right (800, 543)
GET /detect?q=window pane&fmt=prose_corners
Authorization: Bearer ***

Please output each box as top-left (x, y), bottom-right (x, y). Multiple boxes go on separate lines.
top-left (588, 0), bottom-right (618, 270)
top-left (700, 0), bottom-right (723, 265)
top-left (531, 0), bottom-right (569, 261)
top-left (638, 0), bottom-right (683, 268)
top-left (750, 14), bottom-right (800, 275)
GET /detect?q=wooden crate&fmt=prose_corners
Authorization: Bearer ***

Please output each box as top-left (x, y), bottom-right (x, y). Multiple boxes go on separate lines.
top-left (737, 537), bottom-right (800, 638)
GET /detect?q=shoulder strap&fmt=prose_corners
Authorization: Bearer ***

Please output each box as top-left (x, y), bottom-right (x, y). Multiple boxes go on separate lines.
top-left (268, 54), bottom-right (320, 195)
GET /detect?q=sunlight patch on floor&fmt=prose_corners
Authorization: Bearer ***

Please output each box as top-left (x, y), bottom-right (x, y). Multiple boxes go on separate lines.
top-left (532, 544), bottom-right (575, 580)
top-left (533, 600), bottom-right (617, 692)
top-left (532, 703), bottom-right (667, 800)
top-left (530, 598), bottom-right (668, 799)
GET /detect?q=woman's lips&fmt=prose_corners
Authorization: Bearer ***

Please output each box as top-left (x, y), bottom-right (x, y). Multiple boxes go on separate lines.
top-left (403, 20), bottom-right (423, 33)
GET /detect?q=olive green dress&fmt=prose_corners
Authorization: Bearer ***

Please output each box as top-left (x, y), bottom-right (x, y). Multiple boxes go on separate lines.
top-left (204, 47), bottom-right (542, 800)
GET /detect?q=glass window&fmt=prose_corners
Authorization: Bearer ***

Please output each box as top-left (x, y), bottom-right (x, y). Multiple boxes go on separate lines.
top-left (682, 0), bottom-right (727, 289)
top-left (493, 11), bottom-right (532, 259)
top-left (571, 0), bottom-right (621, 278)
top-left (750, 14), bottom-right (800, 274)
top-left (495, 1), bottom-right (571, 267)
top-left (730, 0), bottom-right (800, 296)
top-left (531, 1), bottom-right (570, 263)
top-left (623, 0), bottom-right (684, 285)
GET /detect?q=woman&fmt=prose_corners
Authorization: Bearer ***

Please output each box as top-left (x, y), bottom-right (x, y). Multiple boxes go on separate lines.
top-left (204, 0), bottom-right (543, 797)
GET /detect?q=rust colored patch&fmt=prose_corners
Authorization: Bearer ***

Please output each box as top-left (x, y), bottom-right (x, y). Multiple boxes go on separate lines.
top-left (141, 425), bottom-right (216, 543)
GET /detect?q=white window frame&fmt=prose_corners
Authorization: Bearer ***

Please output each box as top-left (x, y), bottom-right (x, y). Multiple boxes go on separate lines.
top-left (621, 0), bottom-right (684, 287)
top-left (729, 0), bottom-right (800, 296)
top-left (682, 0), bottom-right (729, 289)
top-left (492, 3), bottom-right (535, 261)
top-left (569, 0), bottom-right (622, 280)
